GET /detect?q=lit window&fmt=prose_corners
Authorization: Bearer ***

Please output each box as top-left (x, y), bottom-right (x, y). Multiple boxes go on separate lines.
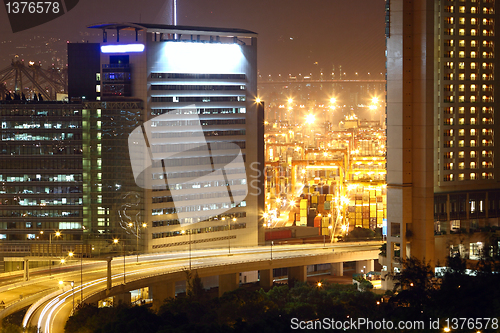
top-left (459, 40), bottom-right (465, 47)
top-left (459, 162), bottom-right (465, 169)
top-left (470, 96), bottom-right (476, 103)
top-left (470, 107), bottom-right (476, 113)
top-left (459, 96), bottom-right (465, 103)
top-left (470, 118), bottom-right (476, 125)
top-left (470, 173), bottom-right (477, 180)
top-left (471, 63), bottom-right (476, 69)
top-left (459, 29), bottom-right (465, 36)
top-left (459, 51), bottom-right (465, 58)
top-left (471, 40), bottom-right (477, 47)
top-left (459, 140), bottom-right (465, 147)
top-left (459, 62), bottom-right (465, 69)
top-left (459, 118), bottom-right (465, 125)
top-left (471, 51), bottom-right (477, 58)
top-left (470, 151), bottom-right (476, 158)
top-left (470, 129), bottom-right (476, 136)
top-left (459, 73), bottom-right (465, 80)
top-left (470, 140), bottom-right (476, 147)
top-left (471, 18), bottom-right (477, 25)
top-left (471, 7), bottom-right (477, 14)
top-left (458, 129), bottom-right (465, 136)
top-left (459, 107), bottom-right (465, 114)
top-left (470, 73), bottom-right (476, 80)
top-left (459, 17), bottom-right (465, 25)
top-left (459, 173), bottom-right (465, 181)
top-left (459, 6), bottom-right (465, 13)
top-left (459, 151), bottom-right (465, 158)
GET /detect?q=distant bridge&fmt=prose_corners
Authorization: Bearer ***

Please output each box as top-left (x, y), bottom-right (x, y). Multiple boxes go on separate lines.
top-left (258, 79), bottom-right (386, 85)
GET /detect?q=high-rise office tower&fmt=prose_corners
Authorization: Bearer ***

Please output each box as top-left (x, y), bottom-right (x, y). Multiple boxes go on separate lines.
top-left (0, 101), bottom-right (87, 271)
top-left (71, 23), bottom-right (264, 253)
top-left (385, 0), bottom-right (499, 284)
top-left (0, 23), bottom-right (263, 271)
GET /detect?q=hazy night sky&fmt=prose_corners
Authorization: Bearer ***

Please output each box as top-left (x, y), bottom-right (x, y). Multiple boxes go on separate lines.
top-left (0, 0), bottom-right (386, 78)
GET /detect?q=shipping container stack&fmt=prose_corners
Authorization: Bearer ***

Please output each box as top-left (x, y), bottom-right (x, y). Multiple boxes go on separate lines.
top-left (346, 185), bottom-right (386, 230)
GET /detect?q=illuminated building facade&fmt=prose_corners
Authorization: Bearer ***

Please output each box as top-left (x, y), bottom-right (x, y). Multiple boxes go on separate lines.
top-left (0, 102), bottom-right (85, 270)
top-left (82, 23), bottom-right (264, 252)
top-left (385, 0), bottom-right (500, 282)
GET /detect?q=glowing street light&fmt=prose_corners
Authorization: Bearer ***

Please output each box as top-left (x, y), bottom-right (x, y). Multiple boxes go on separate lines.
top-left (112, 238), bottom-right (126, 284)
top-left (287, 98), bottom-right (293, 104)
top-left (371, 97), bottom-right (379, 104)
top-left (181, 230), bottom-right (192, 269)
top-left (330, 97), bottom-right (336, 104)
top-left (256, 97), bottom-right (262, 104)
top-left (128, 222), bottom-right (147, 262)
top-left (305, 114), bottom-right (315, 124)
top-left (41, 230), bottom-right (62, 276)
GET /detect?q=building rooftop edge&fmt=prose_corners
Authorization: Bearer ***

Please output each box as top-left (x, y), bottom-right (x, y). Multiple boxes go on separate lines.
top-left (87, 22), bottom-right (257, 37)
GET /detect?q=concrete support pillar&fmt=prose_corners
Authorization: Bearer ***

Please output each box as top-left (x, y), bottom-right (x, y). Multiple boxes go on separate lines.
top-left (113, 292), bottom-right (131, 305)
top-left (219, 273), bottom-right (239, 297)
top-left (330, 262), bottom-right (343, 276)
top-left (107, 258), bottom-right (112, 290)
top-left (288, 266), bottom-right (307, 287)
top-left (23, 259), bottom-right (29, 281)
top-left (259, 269), bottom-right (273, 288)
top-left (356, 260), bottom-right (374, 274)
top-left (150, 281), bottom-right (176, 311)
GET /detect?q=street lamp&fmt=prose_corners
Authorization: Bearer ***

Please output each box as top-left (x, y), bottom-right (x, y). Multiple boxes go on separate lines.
top-left (227, 217), bottom-right (236, 254)
top-left (59, 280), bottom-right (75, 312)
top-left (41, 230), bottom-right (62, 276)
top-left (69, 251), bottom-right (84, 305)
top-left (181, 230), bottom-right (192, 270)
top-left (305, 114), bottom-right (315, 125)
top-left (128, 222), bottom-right (147, 263)
top-left (113, 238), bottom-right (125, 284)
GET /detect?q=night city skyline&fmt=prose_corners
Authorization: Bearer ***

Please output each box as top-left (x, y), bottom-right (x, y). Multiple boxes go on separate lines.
top-left (0, 0), bottom-right (386, 78)
top-left (1, 0), bottom-right (499, 332)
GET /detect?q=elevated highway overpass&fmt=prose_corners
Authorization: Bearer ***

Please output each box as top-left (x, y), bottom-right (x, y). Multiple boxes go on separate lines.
top-left (0, 241), bottom-right (382, 332)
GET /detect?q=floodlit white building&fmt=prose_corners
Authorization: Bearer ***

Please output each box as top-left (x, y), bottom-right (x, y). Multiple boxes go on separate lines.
top-left (75, 23), bottom-right (264, 253)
